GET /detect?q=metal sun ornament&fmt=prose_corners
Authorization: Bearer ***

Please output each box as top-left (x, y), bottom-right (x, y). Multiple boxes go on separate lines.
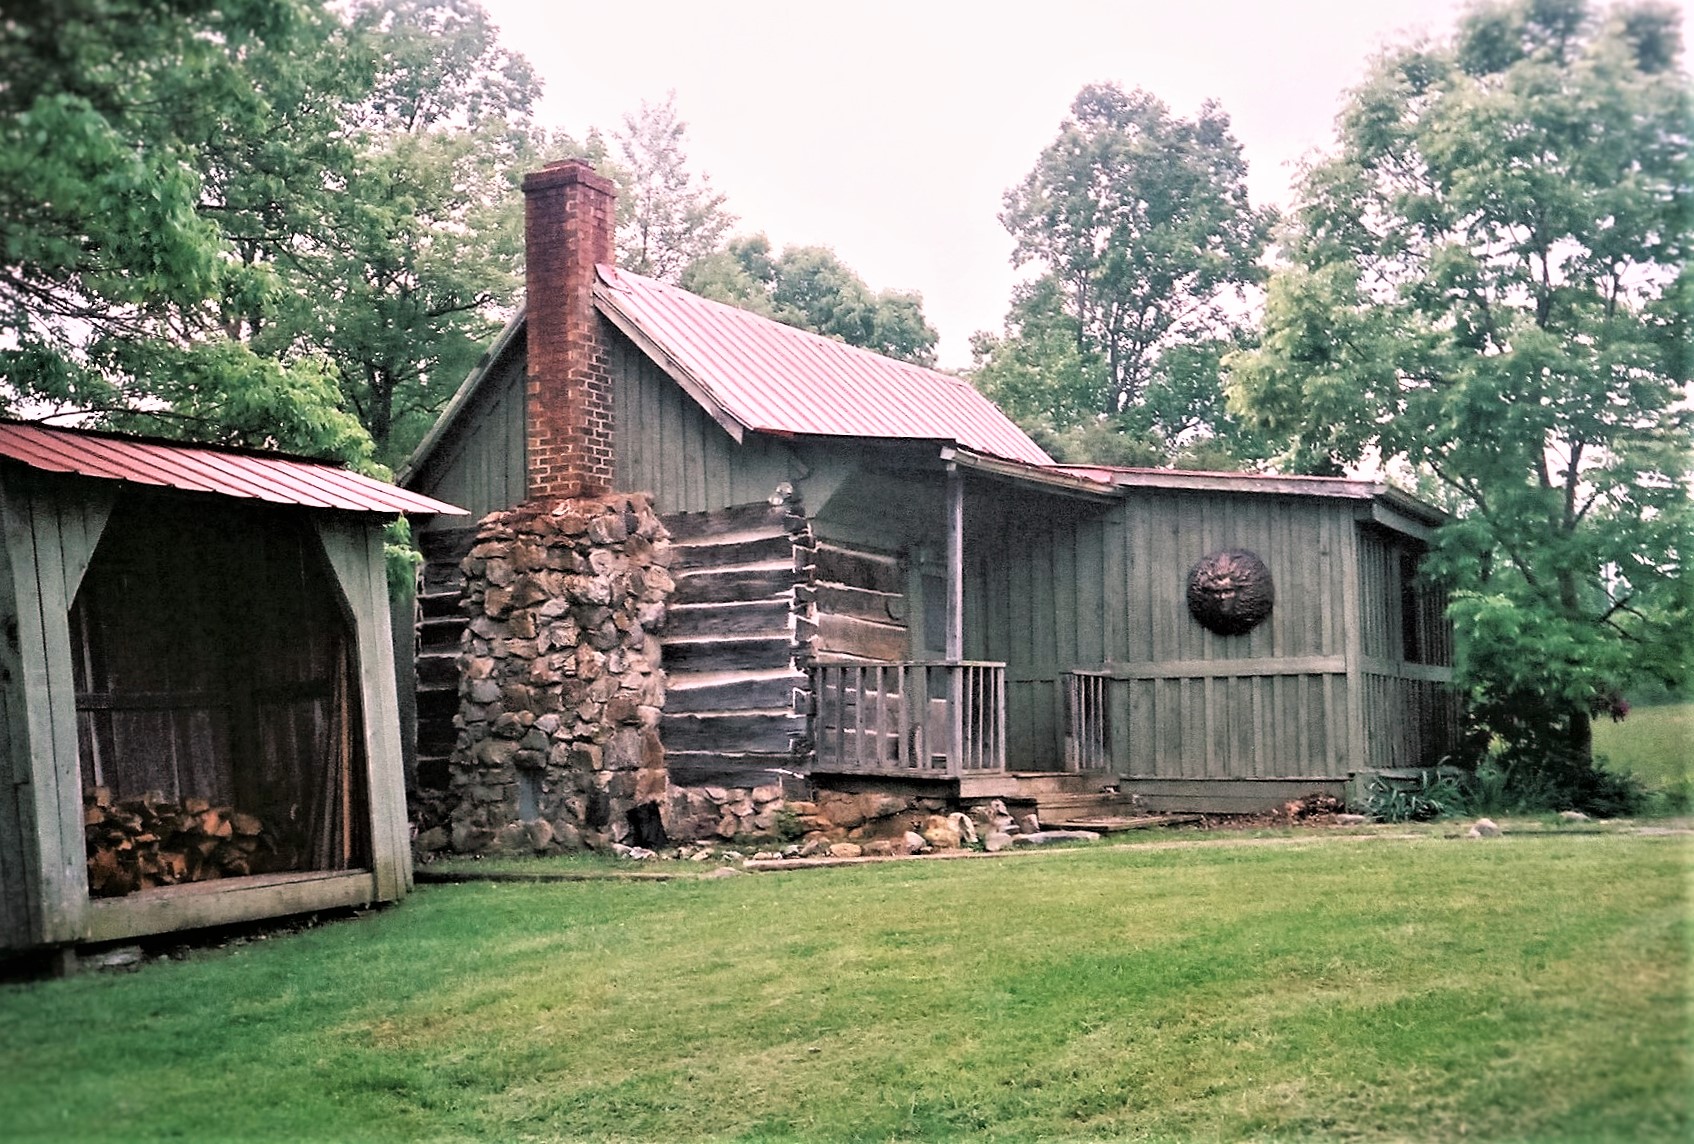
top-left (1186, 549), bottom-right (1275, 636)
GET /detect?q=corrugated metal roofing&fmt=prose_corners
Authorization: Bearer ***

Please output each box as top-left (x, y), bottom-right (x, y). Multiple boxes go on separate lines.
top-left (0, 421), bottom-right (465, 515)
top-left (594, 267), bottom-right (1053, 466)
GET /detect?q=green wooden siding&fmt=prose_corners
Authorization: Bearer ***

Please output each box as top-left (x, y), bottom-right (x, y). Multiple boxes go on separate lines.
top-left (612, 330), bottom-right (794, 513)
top-left (409, 346), bottom-right (527, 528)
top-left (313, 518), bottom-right (412, 900)
top-left (971, 485), bottom-right (1366, 777)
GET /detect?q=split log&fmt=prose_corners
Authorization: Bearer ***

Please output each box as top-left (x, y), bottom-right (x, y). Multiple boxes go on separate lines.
top-left (82, 791), bottom-right (285, 898)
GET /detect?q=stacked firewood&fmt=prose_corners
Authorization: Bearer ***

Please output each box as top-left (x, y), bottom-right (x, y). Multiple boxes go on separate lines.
top-left (83, 788), bottom-right (284, 897)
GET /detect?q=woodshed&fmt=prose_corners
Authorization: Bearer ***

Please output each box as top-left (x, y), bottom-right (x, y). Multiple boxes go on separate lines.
top-left (0, 423), bottom-right (460, 956)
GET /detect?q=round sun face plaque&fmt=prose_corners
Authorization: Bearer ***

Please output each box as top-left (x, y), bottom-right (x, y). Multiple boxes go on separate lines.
top-left (1186, 548), bottom-right (1274, 636)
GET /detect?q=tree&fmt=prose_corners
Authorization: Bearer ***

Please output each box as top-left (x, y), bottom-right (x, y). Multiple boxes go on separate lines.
top-left (278, 0), bottom-right (543, 463)
top-left (614, 93), bottom-right (733, 282)
top-left (682, 236), bottom-right (939, 365)
top-left (0, 0), bottom-right (373, 463)
top-left (0, 0), bottom-right (549, 468)
top-left (1228, 0), bottom-right (1691, 782)
top-left (985, 83), bottom-right (1275, 462)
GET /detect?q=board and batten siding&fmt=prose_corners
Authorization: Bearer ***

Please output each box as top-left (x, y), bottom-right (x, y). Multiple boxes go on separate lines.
top-left (611, 329), bottom-right (795, 514)
top-left (1356, 527), bottom-right (1461, 770)
top-left (1, 467), bottom-right (413, 952)
top-left (971, 485), bottom-right (1360, 777)
top-left (407, 345), bottom-right (527, 528)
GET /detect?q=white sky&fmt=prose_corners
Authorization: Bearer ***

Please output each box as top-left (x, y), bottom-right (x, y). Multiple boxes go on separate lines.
top-left (479, 0), bottom-right (1687, 367)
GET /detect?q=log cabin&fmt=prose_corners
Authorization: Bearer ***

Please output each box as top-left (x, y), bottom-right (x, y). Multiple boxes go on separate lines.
top-left (0, 423), bottom-right (461, 958)
top-left (398, 160), bottom-right (1455, 835)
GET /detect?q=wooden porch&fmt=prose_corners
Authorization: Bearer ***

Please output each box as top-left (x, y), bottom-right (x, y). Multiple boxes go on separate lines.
top-left (812, 661), bottom-right (1007, 778)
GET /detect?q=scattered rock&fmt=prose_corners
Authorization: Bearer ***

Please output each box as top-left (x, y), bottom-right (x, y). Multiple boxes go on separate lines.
top-left (752, 851), bottom-right (782, 861)
top-left (413, 825), bottom-right (450, 854)
top-left (827, 842), bottom-right (863, 859)
top-left (523, 818), bottom-right (554, 852)
top-left (902, 830), bottom-right (930, 854)
top-left (1017, 813), bottom-right (1041, 836)
top-left (1335, 813), bottom-right (1370, 826)
top-left (86, 945), bottom-right (144, 972)
top-left (1012, 829), bottom-right (1102, 846)
top-left (625, 846), bottom-right (656, 861)
top-left (921, 815), bottom-right (962, 850)
top-left (863, 840), bottom-right (896, 857)
top-left (984, 831), bottom-right (1015, 852)
top-left (1467, 818), bottom-right (1502, 838)
top-left (948, 811), bottom-right (978, 844)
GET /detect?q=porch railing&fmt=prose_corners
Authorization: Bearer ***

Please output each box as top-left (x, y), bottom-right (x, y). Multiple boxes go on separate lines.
top-left (812, 661), bottom-right (1006, 777)
top-left (1064, 670), bottom-right (1113, 773)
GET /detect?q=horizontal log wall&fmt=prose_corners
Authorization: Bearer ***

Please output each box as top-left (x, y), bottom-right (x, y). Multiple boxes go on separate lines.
top-left (812, 542), bottom-right (909, 662)
top-left (660, 502), bottom-right (810, 783)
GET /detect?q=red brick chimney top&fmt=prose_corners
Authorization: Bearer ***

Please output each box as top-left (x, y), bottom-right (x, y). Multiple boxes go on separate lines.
top-left (522, 158), bottom-right (617, 197)
top-left (522, 159), bottom-right (618, 500)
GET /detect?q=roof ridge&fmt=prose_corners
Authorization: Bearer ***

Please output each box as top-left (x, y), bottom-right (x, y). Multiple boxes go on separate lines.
top-left (592, 265), bottom-right (1052, 467)
top-left (596, 265), bottom-right (980, 389)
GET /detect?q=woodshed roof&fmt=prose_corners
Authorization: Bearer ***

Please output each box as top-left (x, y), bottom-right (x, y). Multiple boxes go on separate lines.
top-left (0, 421), bottom-right (464, 515)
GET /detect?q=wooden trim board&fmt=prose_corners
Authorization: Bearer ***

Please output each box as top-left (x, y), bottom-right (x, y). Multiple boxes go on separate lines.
top-left (83, 870), bottom-right (381, 943)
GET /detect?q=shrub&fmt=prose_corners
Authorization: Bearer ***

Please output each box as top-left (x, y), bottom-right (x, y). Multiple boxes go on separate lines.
top-left (1364, 770), bottom-right (1465, 822)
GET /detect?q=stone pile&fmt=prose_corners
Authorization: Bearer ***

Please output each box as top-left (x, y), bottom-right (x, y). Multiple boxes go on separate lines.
top-left (446, 494), bottom-right (673, 853)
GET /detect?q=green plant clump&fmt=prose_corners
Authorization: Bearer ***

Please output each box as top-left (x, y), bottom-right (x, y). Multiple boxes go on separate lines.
top-left (1364, 770), bottom-right (1466, 822)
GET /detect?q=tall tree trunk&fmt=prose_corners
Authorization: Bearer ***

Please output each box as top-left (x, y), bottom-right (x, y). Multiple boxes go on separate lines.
top-left (1557, 564), bottom-right (1593, 767)
top-left (1567, 708), bottom-right (1593, 767)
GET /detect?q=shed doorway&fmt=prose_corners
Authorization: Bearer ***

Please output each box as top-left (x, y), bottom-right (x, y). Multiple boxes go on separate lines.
top-left (71, 494), bottom-right (370, 897)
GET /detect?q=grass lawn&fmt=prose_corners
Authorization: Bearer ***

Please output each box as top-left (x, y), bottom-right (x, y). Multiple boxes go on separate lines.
top-left (1595, 702), bottom-right (1692, 808)
top-left (1, 831), bottom-right (1687, 1142)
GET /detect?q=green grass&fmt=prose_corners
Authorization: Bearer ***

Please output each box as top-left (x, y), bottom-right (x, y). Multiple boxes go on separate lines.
top-left (1595, 702), bottom-right (1692, 807)
top-left (2, 832), bottom-right (1688, 1142)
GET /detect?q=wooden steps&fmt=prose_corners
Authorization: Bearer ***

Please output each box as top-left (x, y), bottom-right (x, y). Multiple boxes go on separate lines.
top-left (412, 527), bottom-right (477, 790)
top-left (1029, 791), bottom-right (1149, 820)
top-left (1044, 813), bottom-right (1203, 833)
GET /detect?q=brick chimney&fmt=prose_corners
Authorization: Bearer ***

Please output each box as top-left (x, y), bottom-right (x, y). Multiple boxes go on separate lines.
top-left (522, 159), bottom-right (617, 500)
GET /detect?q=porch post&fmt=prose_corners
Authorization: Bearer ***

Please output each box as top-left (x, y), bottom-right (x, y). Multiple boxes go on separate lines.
top-left (946, 464), bottom-right (964, 774)
top-left (946, 464), bottom-right (963, 660)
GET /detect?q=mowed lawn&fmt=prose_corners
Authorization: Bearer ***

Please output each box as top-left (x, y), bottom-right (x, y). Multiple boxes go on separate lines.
top-left (1, 832), bottom-right (1687, 1142)
top-left (1595, 702), bottom-right (1692, 807)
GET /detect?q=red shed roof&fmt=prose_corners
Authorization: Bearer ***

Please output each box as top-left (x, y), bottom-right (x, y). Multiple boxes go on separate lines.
top-left (593, 267), bottom-right (1052, 466)
top-left (0, 422), bottom-right (464, 515)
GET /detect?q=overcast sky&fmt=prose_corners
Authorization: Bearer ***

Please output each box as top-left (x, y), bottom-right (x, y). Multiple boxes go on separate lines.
top-left (479, 0), bottom-right (1684, 367)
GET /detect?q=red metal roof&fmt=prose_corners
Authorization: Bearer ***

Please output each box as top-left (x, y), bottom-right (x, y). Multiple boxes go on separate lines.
top-left (594, 267), bottom-right (1053, 466)
top-left (0, 422), bottom-right (465, 515)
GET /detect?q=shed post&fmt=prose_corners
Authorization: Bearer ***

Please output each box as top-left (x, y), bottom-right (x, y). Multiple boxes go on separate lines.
top-left (0, 475), bottom-right (112, 945)
top-left (313, 517), bottom-right (413, 900)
